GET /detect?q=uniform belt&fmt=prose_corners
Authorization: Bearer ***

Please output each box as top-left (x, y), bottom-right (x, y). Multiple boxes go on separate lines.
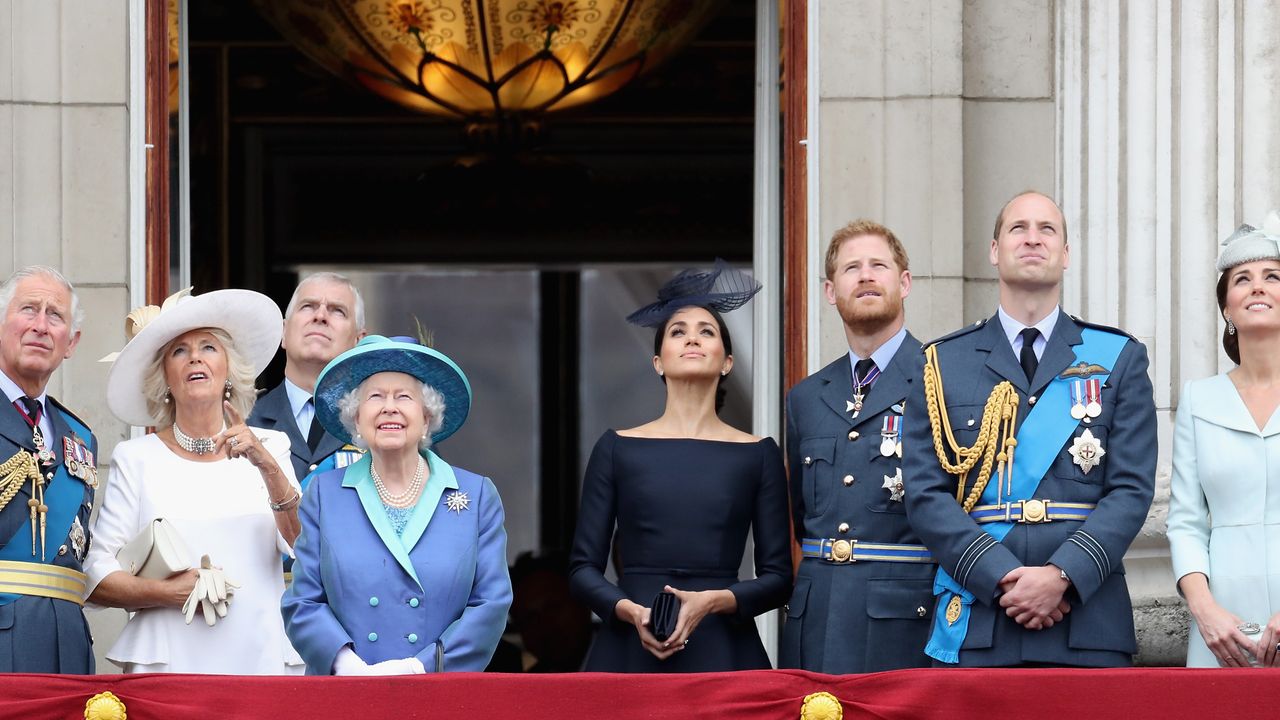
top-left (967, 499), bottom-right (1096, 524)
top-left (800, 538), bottom-right (934, 564)
top-left (0, 560), bottom-right (87, 605)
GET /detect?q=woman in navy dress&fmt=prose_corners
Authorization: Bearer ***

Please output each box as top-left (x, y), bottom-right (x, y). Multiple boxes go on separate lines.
top-left (569, 262), bottom-right (791, 672)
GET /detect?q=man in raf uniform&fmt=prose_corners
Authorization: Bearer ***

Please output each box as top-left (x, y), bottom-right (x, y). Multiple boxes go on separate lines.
top-left (249, 272), bottom-right (366, 489)
top-left (779, 220), bottom-right (936, 673)
top-left (903, 191), bottom-right (1156, 667)
top-left (0, 266), bottom-right (97, 673)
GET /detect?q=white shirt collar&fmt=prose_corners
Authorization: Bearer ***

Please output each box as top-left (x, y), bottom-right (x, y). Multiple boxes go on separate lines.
top-left (997, 304), bottom-right (1060, 358)
top-left (847, 326), bottom-right (908, 379)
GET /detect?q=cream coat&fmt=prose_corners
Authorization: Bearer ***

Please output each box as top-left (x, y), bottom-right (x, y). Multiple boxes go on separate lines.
top-left (1168, 374), bottom-right (1280, 667)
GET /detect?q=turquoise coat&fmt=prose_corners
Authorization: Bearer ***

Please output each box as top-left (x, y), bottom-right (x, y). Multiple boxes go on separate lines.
top-left (281, 450), bottom-right (512, 674)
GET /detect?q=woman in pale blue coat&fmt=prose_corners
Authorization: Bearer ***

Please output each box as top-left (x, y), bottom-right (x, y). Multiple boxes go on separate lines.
top-left (282, 335), bottom-right (512, 674)
top-left (1168, 211), bottom-right (1280, 668)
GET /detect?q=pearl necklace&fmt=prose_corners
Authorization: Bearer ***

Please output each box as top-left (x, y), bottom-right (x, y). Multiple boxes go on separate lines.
top-left (173, 423), bottom-right (219, 455)
top-left (371, 456), bottom-right (426, 508)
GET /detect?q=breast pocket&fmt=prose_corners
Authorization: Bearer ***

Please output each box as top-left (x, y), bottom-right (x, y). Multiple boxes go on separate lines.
top-left (943, 403), bottom-right (986, 449)
top-left (1052, 424), bottom-right (1110, 485)
top-left (799, 437), bottom-right (837, 517)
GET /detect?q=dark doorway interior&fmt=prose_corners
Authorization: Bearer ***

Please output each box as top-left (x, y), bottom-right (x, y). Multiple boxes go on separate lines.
top-left (180, 0), bottom-right (757, 559)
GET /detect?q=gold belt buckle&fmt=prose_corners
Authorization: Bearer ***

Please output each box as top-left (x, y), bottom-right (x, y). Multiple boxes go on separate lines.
top-left (828, 539), bottom-right (855, 563)
top-left (1020, 499), bottom-right (1049, 523)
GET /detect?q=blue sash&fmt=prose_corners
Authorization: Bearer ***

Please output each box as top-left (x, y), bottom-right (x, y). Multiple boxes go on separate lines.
top-left (925, 328), bottom-right (1127, 663)
top-left (0, 410), bottom-right (92, 606)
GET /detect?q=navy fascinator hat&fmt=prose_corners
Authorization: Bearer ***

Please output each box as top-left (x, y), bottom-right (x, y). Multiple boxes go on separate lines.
top-left (625, 259), bottom-right (762, 328)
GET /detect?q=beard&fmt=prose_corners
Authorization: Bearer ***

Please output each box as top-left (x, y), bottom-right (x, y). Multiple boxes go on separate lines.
top-left (835, 287), bottom-right (903, 335)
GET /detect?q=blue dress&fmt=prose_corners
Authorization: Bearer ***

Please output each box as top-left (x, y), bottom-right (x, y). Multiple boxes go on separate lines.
top-left (568, 430), bottom-right (792, 672)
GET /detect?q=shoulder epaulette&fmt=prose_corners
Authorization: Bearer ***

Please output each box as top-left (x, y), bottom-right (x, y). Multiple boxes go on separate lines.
top-left (1069, 315), bottom-right (1137, 342)
top-left (925, 318), bottom-right (988, 348)
top-left (46, 396), bottom-right (93, 433)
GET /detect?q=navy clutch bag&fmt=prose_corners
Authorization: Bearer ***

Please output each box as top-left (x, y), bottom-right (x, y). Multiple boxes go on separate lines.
top-left (650, 591), bottom-right (680, 642)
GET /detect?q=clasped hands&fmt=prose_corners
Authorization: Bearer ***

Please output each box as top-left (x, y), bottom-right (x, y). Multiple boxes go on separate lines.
top-left (997, 565), bottom-right (1071, 630)
top-left (180, 554), bottom-right (240, 626)
top-left (616, 585), bottom-right (735, 661)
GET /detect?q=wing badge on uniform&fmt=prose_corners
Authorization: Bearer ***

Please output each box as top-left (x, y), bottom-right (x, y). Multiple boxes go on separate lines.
top-left (1059, 361), bottom-right (1110, 379)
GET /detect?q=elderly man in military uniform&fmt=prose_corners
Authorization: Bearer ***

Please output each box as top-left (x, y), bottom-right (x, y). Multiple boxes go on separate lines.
top-left (0, 266), bottom-right (97, 673)
top-left (779, 220), bottom-right (936, 673)
top-left (902, 191), bottom-right (1156, 667)
top-left (249, 272), bottom-right (367, 487)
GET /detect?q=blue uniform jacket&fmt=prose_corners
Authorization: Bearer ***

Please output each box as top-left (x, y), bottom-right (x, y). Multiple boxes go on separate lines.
top-left (0, 398), bottom-right (96, 673)
top-left (281, 450), bottom-right (512, 674)
top-left (902, 311), bottom-right (1156, 667)
top-left (780, 333), bottom-right (936, 673)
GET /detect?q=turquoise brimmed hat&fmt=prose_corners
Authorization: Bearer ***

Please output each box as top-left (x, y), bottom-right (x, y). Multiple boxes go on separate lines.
top-left (314, 334), bottom-right (472, 444)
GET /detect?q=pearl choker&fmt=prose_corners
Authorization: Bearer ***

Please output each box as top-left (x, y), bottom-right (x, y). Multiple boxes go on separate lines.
top-left (371, 456), bottom-right (426, 508)
top-left (174, 423), bottom-right (219, 455)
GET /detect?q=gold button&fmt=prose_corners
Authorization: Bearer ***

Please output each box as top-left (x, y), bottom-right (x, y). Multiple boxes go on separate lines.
top-left (917, 606), bottom-right (927, 617)
top-left (843, 475), bottom-right (854, 486)
top-left (848, 430), bottom-right (859, 441)
top-left (838, 522), bottom-right (850, 534)
top-left (1029, 395), bottom-right (1037, 405)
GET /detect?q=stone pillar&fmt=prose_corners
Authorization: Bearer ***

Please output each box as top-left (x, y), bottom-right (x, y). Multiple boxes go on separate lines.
top-left (812, 0), bottom-right (1057, 361)
top-left (1056, 0), bottom-right (1280, 664)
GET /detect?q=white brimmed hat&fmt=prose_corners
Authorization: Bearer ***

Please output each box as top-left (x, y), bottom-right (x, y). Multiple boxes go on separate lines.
top-left (102, 288), bottom-right (283, 427)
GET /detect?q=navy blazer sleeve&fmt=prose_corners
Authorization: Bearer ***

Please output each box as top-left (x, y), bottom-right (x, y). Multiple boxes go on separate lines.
top-left (1045, 340), bottom-right (1157, 602)
top-left (568, 432), bottom-right (629, 623)
top-left (726, 439), bottom-right (793, 620)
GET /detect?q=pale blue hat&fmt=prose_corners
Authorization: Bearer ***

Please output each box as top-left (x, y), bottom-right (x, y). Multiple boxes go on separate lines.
top-left (314, 334), bottom-right (472, 444)
top-left (1217, 210), bottom-right (1280, 272)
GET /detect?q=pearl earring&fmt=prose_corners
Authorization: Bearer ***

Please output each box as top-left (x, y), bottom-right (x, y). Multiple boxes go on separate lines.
top-left (658, 369), bottom-right (664, 377)
top-left (1227, 317), bottom-right (1236, 335)
top-left (223, 380), bottom-right (232, 399)
top-left (163, 387), bottom-right (171, 404)
top-left (721, 370), bottom-right (728, 376)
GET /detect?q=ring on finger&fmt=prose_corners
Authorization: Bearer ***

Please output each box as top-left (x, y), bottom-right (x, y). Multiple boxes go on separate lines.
top-left (229, 437), bottom-right (240, 448)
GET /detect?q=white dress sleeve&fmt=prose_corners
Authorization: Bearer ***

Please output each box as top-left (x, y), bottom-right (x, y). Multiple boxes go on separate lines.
top-left (84, 440), bottom-right (145, 602)
top-left (258, 429), bottom-right (302, 556)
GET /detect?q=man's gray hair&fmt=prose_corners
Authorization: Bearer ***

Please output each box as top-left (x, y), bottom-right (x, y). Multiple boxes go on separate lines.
top-left (336, 379), bottom-right (446, 451)
top-left (284, 272), bottom-right (366, 330)
top-left (0, 266), bottom-right (84, 331)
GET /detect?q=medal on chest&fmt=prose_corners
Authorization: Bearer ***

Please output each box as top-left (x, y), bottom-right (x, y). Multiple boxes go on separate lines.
top-left (1068, 428), bottom-right (1106, 473)
top-left (63, 436), bottom-right (98, 488)
top-left (882, 467), bottom-right (904, 502)
top-left (880, 415), bottom-right (902, 457)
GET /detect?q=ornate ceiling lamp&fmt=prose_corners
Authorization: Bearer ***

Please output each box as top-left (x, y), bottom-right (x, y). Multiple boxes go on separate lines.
top-left (254, 0), bottom-right (721, 144)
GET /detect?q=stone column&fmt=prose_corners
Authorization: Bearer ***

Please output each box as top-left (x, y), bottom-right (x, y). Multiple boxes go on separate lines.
top-left (1056, 0), bottom-right (1280, 664)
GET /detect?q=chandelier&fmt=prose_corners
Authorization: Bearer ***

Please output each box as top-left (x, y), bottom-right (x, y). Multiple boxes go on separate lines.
top-left (255, 1), bottom-right (720, 135)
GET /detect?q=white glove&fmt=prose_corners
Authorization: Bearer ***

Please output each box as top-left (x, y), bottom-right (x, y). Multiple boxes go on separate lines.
top-left (332, 645), bottom-right (373, 676)
top-left (181, 555), bottom-right (239, 626)
top-left (366, 657), bottom-right (426, 675)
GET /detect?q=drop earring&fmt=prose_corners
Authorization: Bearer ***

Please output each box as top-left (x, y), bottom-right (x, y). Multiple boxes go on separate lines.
top-left (1227, 317), bottom-right (1236, 335)
top-left (224, 380), bottom-right (233, 399)
top-left (163, 387), bottom-right (171, 404)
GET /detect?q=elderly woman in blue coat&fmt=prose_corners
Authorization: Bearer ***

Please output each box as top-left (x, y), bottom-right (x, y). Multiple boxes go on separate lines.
top-left (281, 335), bottom-right (512, 674)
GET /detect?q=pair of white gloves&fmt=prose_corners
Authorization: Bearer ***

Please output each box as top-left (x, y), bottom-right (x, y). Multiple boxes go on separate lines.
top-left (332, 646), bottom-right (425, 675)
top-left (180, 555), bottom-right (239, 626)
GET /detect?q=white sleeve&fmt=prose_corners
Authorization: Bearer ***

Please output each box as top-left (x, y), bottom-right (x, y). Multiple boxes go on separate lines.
top-left (260, 429), bottom-right (302, 556)
top-left (83, 443), bottom-right (144, 602)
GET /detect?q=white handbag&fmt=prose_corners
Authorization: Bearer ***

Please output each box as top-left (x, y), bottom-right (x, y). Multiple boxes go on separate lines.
top-left (116, 518), bottom-right (191, 580)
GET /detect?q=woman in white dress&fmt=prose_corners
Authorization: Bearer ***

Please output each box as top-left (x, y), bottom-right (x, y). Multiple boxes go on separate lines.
top-left (84, 288), bottom-right (304, 674)
top-left (1168, 210), bottom-right (1280, 668)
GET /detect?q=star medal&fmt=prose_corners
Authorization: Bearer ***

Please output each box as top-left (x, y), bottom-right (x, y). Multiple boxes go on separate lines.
top-left (880, 415), bottom-right (901, 457)
top-left (444, 490), bottom-right (470, 514)
top-left (1068, 428), bottom-right (1106, 474)
top-left (1069, 380), bottom-right (1087, 420)
top-left (882, 467), bottom-right (904, 502)
top-left (1085, 379), bottom-right (1103, 418)
top-left (68, 515), bottom-right (87, 561)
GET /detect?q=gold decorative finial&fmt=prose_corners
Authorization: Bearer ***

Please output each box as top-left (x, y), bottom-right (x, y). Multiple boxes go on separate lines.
top-left (800, 691), bottom-right (843, 720)
top-left (84, 691), bottom-right (127, 720)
